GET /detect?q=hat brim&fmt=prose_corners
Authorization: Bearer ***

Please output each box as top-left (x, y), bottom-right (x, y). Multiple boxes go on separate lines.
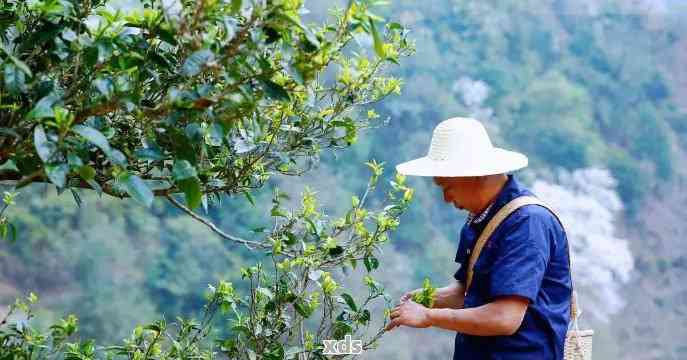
top-left (395, 148), bottom-right (528, 177)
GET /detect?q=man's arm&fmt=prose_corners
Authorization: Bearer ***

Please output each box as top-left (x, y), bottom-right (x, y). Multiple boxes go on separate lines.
top-left (433, 280), bottom-right (465, 309)
top-left (426, 295), bottom-right (529, 336)
top-left (385, 295), bottom-right (529, 336)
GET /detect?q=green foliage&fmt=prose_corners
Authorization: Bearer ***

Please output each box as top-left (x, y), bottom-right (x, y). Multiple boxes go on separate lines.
top-left (501, 71), bottom-right (603, 170)
top-left (0, 0), bottom-right (412, 218)
top-left (606, 149), bottom-right (648, 215)
top-left (1, 166), bottom-right (414, 359)
top-left (0, 0), bottom-right (416, 358)
top-left (411, 278), bottom-right (435, 308)
top-left (367, 0), bottom-right (683, 222)
top-left (0, 292), bottom-right (79, 358)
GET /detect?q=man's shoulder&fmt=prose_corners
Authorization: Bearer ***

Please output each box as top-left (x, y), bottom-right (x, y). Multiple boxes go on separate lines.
top-left (499, 199), bottom-right (565, 236)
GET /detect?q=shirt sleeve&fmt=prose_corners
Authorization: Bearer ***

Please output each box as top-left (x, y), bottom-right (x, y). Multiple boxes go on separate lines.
top-left (453, 264), bottom-right (467, 283)
top-left (486, 208), bottom-right (551, 303)
top-left (453, 226), bottom-right (470, 284)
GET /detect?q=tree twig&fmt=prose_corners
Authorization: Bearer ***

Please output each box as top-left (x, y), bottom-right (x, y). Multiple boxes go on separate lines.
top-left (165, 194), bottom-right (262, 250)
top-left (165, 194), bottom-right (296, 258)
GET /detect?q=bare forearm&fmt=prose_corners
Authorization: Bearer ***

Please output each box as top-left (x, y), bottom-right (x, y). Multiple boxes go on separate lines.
top-left (426, 302), bottom-right (520, 336)
top-left (432, 281), bottom-right (465, 309)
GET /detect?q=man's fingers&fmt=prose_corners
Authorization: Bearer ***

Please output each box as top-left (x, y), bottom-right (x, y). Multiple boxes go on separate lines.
top-left (386, 307), bottom-right (406, 331)
top-left (384, 321), bottom-right (395, 331)
top-left (384, 318), bottom-right (401, 332)
top-left (401, 290), bottom-right (417, 302)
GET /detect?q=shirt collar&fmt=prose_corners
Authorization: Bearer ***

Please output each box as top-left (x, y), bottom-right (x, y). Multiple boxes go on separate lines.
top-left (467, 202), bottom-right (493, 225)
top-left (466, 175), bottom-right (529, 229)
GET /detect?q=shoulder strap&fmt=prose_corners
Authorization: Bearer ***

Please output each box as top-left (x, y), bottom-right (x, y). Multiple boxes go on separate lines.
top-left (464, 196), bottom-right (578, 319)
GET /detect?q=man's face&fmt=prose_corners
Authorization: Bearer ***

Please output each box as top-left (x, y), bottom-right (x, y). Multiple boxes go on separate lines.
top-left (433, 176), bottom-right (478, 210)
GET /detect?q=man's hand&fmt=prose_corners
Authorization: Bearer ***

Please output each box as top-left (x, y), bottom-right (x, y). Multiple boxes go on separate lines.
top-left (385, 300), bottom-right (432, 331)
top-left (399, 288), bottom-right (420, 303)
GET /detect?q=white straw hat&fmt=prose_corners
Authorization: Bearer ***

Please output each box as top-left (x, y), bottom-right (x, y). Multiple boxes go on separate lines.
top-left (395, 117), bottom-right (528, 177)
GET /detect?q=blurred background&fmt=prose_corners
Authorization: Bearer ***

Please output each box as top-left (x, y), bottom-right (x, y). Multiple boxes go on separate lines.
top-left (2, 0), bottom-right (687, 359)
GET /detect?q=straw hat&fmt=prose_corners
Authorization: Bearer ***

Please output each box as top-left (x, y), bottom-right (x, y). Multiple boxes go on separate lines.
top-left (395, 117), bottom-right (528, 177)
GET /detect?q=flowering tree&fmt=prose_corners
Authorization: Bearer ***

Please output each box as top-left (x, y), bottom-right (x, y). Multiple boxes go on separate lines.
top-left (533, 168), bottom-right (634, 321)
top-left (0, 0), bottom-right (416, 358)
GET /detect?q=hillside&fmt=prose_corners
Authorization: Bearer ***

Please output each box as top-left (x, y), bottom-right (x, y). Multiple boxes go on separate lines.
top-left (1, 1), bottom-right (685, 359)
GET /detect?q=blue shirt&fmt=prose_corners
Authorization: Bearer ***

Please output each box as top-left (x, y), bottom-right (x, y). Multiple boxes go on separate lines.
top-left (452, 175), bottom-right (572, 360)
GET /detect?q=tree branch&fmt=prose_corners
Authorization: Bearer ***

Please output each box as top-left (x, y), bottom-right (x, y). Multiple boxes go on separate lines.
top-left (165, 194), bottom-right (292, 256)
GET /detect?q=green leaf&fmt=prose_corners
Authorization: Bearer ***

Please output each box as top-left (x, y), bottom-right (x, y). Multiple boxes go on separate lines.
top-left (0, 46), bottom-right (32, 77)
top-left (293, 301), bottom-right (312, 318)
top-left (149, 52), bottom-right (172, 69)
top-left (308, 270), bottom-right (324, 281)
top-left (364, 255), bottom-right (379, 271)
top-left (4, 63), bottom-right (26, 94)
top-left (206, 122), bottom-right (225, 146)
top-left (108, 149), bottom-right (128, 166)
top-left (45, 163), bottom-right (68, 188)
top-left (387, 22), bottom-right (403, 31)
top-left (178, 177), bottom-right (202, 209)
top-left (78, 165), bottom-right (96, 181)
top-left (271, 207), bottom-right (288, 217)
top-left (1, 222), bottom-right (17, 243)
top-left (93, 77), bottom-right (114, 98)
top-left (230, 0), bottom-right (242, 14)
top-left (73, 125), bottom-right (126, 165)
top-left (172, 160), bottom-right (197, 181)
top-left (280, 12), bottom-right (320, 49)
top-left (67, 153), bottom-right (83, 167)
top-left (369, 19), bottom-right (385, 58)
top-left (340, 293), bottom-right (357, 312)
top-left (302, 26), bottom-right (320, 49)
top-left (28, 94), bottom-right (60, 119)
top-left (332, 321), bottom-right (352, 339)
top-left (156, 27), bottom-right (178, 46)
top-left (284, 232), bottom-right (297, 245)
top-left (328, 245), bottom-right (344, 256)
top-left (124, 174), bottom-right (154, 207)
top-left (70, 188), bottom-right (82, 207)
top-left (257, 287), bottom-right (274, 300)
top-left (182, 49), bottom-right (215, 77)
top-left (135, 148), bottom-right (165, 161)
top-left (34, 125), bottom-right (57, 162)
top-left (259, 79), bottom-right (291, 101)
top-left (0, 128), bottom-right (19, 139)
top-left (0, 159), bottom-right (19, 173)
top-left (87, 179), bottom-right (102, 197)
top-left (359, 309), bottom-right (371, 324)
top-left (169, 128), bottom-right (197, 164)
top-left (243, 191), bottom-right (255, 206)
top-left (73, 125), bottom-right (111, 153)
top-left (7, 223), bottom-right (16, 243)
top-left (61, 29), bottom-right (77, 42)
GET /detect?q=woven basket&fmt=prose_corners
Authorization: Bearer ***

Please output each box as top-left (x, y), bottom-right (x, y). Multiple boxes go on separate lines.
top-left (564, 329), bottom-right (593, 359)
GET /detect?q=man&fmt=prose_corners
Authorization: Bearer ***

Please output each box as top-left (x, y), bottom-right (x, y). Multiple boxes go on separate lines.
top-left (385, 117), bottom-right (572, 359)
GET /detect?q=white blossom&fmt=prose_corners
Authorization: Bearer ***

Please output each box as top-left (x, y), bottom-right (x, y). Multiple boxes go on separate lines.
top-left (533, 168), bottom-right (634, 322)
